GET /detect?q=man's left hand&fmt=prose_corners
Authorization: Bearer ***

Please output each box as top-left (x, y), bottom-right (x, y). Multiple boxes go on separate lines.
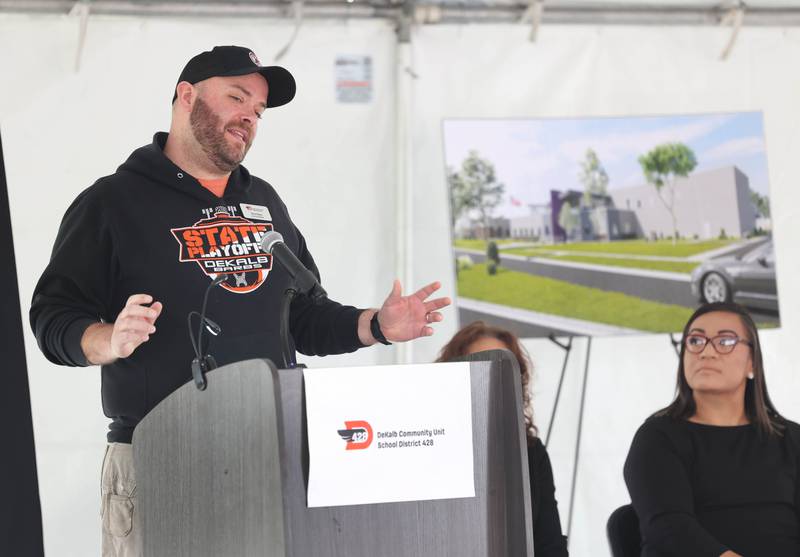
top-left (375, 280), bottom-right (451, 342)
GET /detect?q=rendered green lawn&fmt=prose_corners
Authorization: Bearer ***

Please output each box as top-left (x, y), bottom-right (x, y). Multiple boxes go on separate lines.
top-left (457, 264), bottom-right (693, 332)
top-left (527, 238), bottom-right (733, 257)
top-left (455, 238), bottom-right (734, 257)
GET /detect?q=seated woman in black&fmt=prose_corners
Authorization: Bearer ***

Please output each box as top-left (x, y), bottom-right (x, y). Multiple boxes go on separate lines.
top-left (437, 321), bottom-right (569, 557)
top-left (624, 302), bottom-right (800, 557)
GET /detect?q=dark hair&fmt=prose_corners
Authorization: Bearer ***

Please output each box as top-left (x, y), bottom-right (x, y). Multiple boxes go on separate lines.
top-left (655, 302), bottom-right (784, 436)
top-left (436, 321), bottom-right (537, 441)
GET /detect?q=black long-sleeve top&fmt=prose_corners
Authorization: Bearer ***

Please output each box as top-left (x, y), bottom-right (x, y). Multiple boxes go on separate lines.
top-left (624, 415), bottom-right (800, 557)
top-left (529, 437), bottom-right (569, 556)
top-left (30, 133), bottom-right (366, 443)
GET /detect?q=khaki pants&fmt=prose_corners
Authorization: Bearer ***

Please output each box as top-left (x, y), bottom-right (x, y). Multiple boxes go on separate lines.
top-left (101, 443), bottom-right (142, 557)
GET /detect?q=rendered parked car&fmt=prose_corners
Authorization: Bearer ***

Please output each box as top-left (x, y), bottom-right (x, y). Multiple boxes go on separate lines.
top-left (690, 239), bottom-right (778, 311)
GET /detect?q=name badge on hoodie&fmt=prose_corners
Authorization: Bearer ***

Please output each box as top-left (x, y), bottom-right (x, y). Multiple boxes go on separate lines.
top-left (240, 203), bottom-right (272, 221)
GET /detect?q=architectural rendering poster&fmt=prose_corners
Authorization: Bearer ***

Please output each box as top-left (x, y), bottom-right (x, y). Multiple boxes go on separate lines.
top-left (444, 112), bottom-right (779, 337)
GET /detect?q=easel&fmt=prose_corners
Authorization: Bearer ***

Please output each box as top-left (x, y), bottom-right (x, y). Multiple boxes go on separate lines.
top-left (543, 333), bottom-right (589, 541)
top-left (545, 332), bottom-right (682, 544)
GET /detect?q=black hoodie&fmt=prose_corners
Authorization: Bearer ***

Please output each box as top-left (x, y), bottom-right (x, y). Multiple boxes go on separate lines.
top-left (31, 133), bottom-right (365, 443)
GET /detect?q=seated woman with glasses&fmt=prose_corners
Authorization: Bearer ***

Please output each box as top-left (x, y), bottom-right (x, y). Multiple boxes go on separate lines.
top-left (624, 302), bottom-right (800, 557)
top-left (437, 321), bottom-right (568, 557)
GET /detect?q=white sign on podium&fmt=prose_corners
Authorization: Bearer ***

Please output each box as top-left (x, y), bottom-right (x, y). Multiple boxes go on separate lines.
top-left (304, 362), bottom-right (475, 508)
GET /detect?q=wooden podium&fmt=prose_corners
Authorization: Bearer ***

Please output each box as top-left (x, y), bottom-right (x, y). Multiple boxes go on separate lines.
top-left (133, 351), bottom-right (534, 556)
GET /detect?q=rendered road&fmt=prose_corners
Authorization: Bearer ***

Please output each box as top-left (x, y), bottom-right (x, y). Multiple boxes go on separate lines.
top-left (454, 248), bottom-right (780, 332)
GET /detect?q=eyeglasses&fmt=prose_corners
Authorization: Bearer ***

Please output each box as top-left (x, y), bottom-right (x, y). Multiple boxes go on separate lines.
top-left (684, 334), bottom-right (752, 355)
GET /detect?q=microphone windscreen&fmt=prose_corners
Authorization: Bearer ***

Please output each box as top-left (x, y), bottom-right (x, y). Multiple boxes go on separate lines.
top-left (260, 230), bottom-right (285, 253)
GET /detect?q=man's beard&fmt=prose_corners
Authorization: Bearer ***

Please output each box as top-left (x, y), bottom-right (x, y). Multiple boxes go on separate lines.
top-left (189, 97), bottom-right (252, 173)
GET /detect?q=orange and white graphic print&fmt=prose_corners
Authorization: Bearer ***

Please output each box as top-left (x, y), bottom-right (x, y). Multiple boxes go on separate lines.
top-left (171, 207), bottom-right (273, 294)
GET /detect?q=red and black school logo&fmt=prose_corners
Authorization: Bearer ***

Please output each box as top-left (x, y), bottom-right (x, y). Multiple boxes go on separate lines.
top-left (337, 421), bottom-right (373, 451)
top-left (170, 208), bottom-right (272, 294)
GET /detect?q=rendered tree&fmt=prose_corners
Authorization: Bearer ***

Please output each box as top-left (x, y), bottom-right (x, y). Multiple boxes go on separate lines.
top-left (447, 167), bottom-right (468, 229)
top-left (638, 143), bottom-right (697, 244)
top-left (580, 149), bottom-right (609, 206)
top-left (447, 150), bottom-right (505, 240)
top-left (486, 241), bottom-right (501, 275)
top-left (750, 190), bottom-right (770, 218)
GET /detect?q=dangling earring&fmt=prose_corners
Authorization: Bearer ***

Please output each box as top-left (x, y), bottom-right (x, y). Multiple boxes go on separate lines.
top-left (747, 372), bottom-right (754, 380)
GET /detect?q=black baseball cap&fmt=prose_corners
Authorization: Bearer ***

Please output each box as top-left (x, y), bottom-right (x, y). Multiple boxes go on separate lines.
top-left (172, 46), bottom-right (296, 108)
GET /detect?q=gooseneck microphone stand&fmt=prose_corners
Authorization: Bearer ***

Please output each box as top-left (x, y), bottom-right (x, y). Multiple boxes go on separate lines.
top-left (188, 273), bottom-right (228, 390)
top-left (261, 231), bottom-right (328, 369)
top-left (280, 286), bottom-right (298, 369)
top-left (279, 282), bottom-right (330, 368)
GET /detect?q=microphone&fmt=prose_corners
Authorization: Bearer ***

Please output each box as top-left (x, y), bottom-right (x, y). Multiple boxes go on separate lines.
top-left (260, 231), bottom-right (327, 302)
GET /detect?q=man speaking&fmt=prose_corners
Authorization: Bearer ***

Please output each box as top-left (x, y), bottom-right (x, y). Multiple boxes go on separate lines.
top-left (30, 46), bottom-right (449, 557)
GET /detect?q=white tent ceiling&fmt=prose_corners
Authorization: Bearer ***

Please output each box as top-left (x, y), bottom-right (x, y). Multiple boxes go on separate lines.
top-left (3, 0), bottom-right (800, 26)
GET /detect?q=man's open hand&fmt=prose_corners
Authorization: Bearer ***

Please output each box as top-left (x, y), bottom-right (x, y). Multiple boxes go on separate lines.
top-left (376, 280), bottom-right (451, 342)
